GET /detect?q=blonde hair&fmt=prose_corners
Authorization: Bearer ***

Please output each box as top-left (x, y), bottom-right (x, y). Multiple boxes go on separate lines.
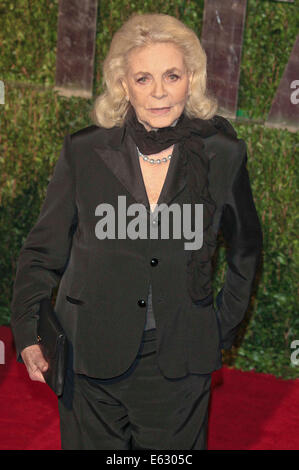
top-left (90, 13), bottom-right (218, 128)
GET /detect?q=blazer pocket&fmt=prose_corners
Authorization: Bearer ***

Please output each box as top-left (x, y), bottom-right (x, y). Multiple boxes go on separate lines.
top-left (66, 295), bottom-right (84, 305)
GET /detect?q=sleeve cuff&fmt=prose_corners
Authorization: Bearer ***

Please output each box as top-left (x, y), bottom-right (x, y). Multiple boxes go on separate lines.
top-left (10, 316), bottom-right (39, 363)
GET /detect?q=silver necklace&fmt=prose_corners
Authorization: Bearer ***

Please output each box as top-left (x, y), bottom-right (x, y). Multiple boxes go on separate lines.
top-left (137, 146), bottom-right (172, 164)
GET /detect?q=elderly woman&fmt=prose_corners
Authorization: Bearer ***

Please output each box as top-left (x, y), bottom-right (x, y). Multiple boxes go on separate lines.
top-left (11, 13), bottom-right (263, 450)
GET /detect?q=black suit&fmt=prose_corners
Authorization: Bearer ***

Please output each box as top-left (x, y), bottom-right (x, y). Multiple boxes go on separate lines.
top-left (10, 120), bottom-right (263, 380)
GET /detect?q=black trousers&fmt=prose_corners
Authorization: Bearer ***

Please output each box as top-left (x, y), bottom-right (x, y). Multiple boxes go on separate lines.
top-left (58, 328), bottom-right (212, 450)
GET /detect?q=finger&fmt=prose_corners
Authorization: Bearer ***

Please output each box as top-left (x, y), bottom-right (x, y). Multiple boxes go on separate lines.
top-left (27, 348), bottom-right (49, 372)
top-left (28, 356), bottom-right (48, 381)
top-left (35, 355), bottom-right (49, 373)
top-left (28, 366), bottom-right (47, 383)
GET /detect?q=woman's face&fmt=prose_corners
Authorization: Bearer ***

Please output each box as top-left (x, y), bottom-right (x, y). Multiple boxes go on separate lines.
top-left (121, 42), bottom-right (193, 131)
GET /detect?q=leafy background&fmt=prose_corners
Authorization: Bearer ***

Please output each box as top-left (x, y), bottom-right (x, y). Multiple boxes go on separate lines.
top-left (0, 0), bottom-right (298, 379)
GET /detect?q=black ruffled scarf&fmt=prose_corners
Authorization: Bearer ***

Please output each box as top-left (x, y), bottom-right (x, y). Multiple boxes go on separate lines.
top-left (124, 104), bottom-right (234, 304)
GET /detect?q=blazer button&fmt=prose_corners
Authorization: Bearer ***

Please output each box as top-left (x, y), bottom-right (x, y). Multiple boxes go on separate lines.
top-left (150, 257), bottom-right (159, 266)
top-left (137, 299), bottom-right (146, 308)
top-left (152, 218), bottom-right (160, 226)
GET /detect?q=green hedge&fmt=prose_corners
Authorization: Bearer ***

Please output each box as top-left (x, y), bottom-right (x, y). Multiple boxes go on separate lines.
top-left (0, 0), bottom-right (298, 379)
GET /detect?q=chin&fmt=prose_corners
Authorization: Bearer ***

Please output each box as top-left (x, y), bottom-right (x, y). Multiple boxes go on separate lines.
top-left (145, 114), bottom-right (179, 129)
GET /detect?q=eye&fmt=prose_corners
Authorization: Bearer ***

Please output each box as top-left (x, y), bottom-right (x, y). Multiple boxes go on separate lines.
top-left (137, 76), bottom-right (148, 84)
top-left (168, 74), bottom-right (180, 81)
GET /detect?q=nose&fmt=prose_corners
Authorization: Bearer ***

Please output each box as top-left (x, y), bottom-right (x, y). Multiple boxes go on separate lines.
top-left (151, 79), bottom-right (167, 99)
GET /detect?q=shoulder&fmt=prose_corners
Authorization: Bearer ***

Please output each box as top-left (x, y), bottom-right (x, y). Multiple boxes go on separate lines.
top-left (209, 114), bottom-right (238, 140)
top-left (70, 124), bottom-right (100, 140)
top-left (205, 115), bottom-right (246, 165)
top-left (204, 116), bottom-right (248, 186)
top-left (69, 124), bottom-right (118, 148)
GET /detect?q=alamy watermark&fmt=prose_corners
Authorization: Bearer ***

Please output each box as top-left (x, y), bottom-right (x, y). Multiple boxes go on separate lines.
top-left (0, 80), bottom-right (4, 105)
top-left (94, 197), bottom-right (204, 250)
top-left (290, 80), bottom-right (299, 104)
top-left (0, 340), bottom-right (4, 365)
top-left (290, 340), bottom-right (299, 366)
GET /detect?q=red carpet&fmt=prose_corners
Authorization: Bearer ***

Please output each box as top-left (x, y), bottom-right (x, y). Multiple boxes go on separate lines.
top-left (0, 326), bottom-right (298, 450)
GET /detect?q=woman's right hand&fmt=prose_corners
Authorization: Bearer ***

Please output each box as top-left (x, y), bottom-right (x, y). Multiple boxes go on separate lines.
top-left (21, 344), bottom-right (49, 383)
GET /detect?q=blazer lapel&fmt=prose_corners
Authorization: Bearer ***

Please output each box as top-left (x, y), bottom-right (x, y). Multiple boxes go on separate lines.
top-left (94, 127), bottom-right (187, 215)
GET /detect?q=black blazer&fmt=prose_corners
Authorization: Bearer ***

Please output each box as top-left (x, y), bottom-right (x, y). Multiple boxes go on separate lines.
top-left (10, 119), bottom-right (263, 379)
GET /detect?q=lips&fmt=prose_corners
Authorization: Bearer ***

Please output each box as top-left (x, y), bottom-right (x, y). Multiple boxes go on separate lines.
top-left (148, 107), bottom-right (171, 115)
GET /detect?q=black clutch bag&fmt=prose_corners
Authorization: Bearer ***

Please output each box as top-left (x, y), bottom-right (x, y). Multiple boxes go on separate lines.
top-left (37, 298), bottom-right (68, 396)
